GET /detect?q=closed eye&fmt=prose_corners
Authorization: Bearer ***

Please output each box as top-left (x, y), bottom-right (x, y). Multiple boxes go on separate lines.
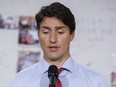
top-left (43, 31), bottom-right (49, 34)
top-left (58, 32), bottom-right (64, 34)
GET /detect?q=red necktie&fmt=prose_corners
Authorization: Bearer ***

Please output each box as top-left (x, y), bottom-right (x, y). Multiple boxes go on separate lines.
top-left (56, 68), bottom-right (64, 87)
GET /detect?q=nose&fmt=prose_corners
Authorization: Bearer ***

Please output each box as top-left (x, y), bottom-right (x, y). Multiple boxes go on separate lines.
top-left (49, 32), bottom-right (57, 44)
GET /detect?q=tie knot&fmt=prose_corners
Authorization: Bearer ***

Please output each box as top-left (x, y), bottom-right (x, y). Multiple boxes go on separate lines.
top-left (58, 68), bottom-right (64, 74)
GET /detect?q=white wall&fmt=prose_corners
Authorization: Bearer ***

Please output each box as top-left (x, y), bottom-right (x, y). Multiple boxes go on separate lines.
top-left (0, 30), bottom-right (19, 87)
top-left (0, 0), bottom-right (116, 87)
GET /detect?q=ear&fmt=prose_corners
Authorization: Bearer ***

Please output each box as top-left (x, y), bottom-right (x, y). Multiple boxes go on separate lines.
top-left (70, 32), bottom-right (75, 41)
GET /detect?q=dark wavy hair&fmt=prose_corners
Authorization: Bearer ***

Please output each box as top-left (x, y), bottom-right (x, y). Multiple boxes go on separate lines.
top-left (35, 2), bottom-right (76, 34)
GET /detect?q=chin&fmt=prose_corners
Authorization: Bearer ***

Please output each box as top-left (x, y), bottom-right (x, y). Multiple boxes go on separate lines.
top-left (49, 56), bottom-right (60, 61)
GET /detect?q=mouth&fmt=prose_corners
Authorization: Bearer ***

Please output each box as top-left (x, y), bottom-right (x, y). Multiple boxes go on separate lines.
top-left (49, 46), bottom-right (58, 52)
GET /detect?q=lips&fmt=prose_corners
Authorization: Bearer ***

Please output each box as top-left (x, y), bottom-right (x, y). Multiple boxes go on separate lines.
top-left (49, 46), bottom-right (58, 52)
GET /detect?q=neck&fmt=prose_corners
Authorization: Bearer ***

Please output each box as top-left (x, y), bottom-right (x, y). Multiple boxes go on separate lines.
top-left (44, 54), bottom-right (70, 68)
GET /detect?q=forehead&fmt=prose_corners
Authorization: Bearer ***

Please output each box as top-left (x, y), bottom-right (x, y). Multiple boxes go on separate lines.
top-left (39, 17), bottom-right (70, 32)
top-left (40, 17), bottom-right (66, 27)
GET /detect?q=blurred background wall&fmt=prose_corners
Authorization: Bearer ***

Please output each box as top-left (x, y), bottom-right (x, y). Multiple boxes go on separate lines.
top-left (0, 0), bottom-right (116, 87)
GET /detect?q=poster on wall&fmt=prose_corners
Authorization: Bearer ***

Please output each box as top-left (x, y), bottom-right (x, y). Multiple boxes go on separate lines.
top-left (18, 16), bottom-right (40, 72)
top-left (111, 72), bottom-right (116, 87)
top-left (0, 14), bottom-right (19, 29)
top-left (17, 50), bottom-right (40, 72)
top-left (0, 14), bottom-right (40, 72)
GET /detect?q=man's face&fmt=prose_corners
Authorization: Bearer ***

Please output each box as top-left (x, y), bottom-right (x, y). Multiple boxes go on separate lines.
top-left (38, 17), bottom-right (74, 62)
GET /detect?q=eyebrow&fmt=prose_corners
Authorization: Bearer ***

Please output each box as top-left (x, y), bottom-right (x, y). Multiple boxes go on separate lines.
top-left (55, 26), bottom-right (66, 30)
top-left (41, 26), bottom-right (66, 30)
top-left (41, 26), bottom-right (50, 29)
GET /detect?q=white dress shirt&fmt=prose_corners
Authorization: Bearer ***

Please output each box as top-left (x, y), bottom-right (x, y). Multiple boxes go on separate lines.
top-left (9, 56), bottom-right (107, 87)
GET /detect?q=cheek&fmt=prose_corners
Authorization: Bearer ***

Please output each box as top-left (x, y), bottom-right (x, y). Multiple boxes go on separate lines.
top-left (59, 37), bottom-right (70, 47)
top-left (39, 37), bottom-right (47, 48)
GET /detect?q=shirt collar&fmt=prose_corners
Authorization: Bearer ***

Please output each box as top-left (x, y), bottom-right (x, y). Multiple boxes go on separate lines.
top-left (60, 56), bottom-right (74, 73)
top-left (39, 58), bottom-right (49, 75)
top-left (39, 56), bottom-right (75, 74)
